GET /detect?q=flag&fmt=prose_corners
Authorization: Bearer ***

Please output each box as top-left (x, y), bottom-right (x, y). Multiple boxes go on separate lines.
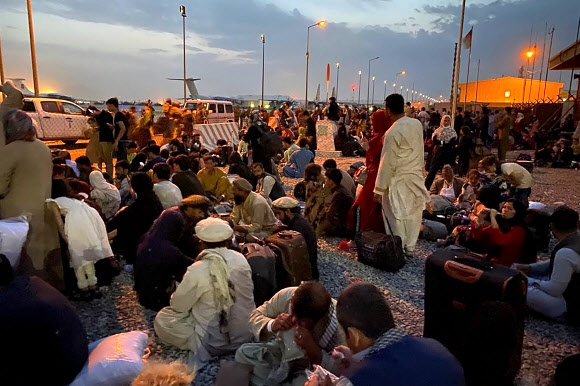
top-left (463, 27), bottom-right (473, 49)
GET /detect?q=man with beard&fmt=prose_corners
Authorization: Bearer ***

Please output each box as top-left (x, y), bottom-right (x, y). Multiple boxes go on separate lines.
top-left (272, 197), bottom-right (319, 280)
top-left (252, 162), bottom-right (285, 204)
top-left (231, 177), bottom-right (278, 241)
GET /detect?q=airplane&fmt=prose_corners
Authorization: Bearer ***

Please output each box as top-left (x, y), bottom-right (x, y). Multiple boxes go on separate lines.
top-left (6, 78), bottom-right (76, 101)
top-left (167, 77), bottom-right (293, 109)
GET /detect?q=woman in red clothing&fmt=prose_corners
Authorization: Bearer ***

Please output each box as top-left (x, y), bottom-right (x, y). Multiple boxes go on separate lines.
top-left (471, 199), bottom-right (528, 267)
top-left (350, 109), bottom-right (392, 233)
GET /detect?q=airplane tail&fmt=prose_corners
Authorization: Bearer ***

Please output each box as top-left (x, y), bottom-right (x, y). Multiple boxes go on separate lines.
top-left (6, 78), bottom-right (34, 96)
top-left (315, 84), bottom-right (320, 102)
top-left (331, 86), bottom-right (336, 99)
top-left (167, 77), bottom-right (201, 99)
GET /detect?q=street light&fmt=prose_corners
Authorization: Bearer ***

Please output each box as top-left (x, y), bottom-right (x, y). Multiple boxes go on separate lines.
top-left (358, 70), bottom-right (362, 105)
top-left (406, 88), bottom-right (409, 100)
top-left (383, 80), bottom-right (387, 101)
top-left (260, 34), bottom-right (265, 108)
top-left (180, 5), bottom-right (187, 104)
top-left (371, 76), bottom-right (376, 105)
top-left (394, 70), bottom-right (405, 94)
top-left (366, 56), bottom-right (379, 106)
top-left (392, 83), bottom-right (396, 93)
top-left (305, 20), bottom-right (326, 109)
top-left (522, 49), bottom-right (534, 103)
top-left (335, 62), bottom-right (340, 101)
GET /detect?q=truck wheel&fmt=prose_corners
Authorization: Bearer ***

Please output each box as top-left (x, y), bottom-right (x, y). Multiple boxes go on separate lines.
top-left (62, 140), bottom-right (77, 146)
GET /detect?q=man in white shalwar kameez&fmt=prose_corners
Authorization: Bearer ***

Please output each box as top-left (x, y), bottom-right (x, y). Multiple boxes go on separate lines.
top-left (154, 218), bottom-right (254, 373)
top-left (373, 94), bottom-right (430, 256)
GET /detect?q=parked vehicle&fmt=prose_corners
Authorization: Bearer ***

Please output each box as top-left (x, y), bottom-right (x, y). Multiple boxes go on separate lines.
top-left (22, 98), bottom-right (90, 144)
top-left (183, 99), bottom-right (235, 123)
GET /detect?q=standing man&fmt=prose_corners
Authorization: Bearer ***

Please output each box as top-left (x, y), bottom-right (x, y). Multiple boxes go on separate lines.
top-left (327, 97), bottom-right (340, 121)
top-left (106, 97), bottom-right (129, 161)
top-left (374, 94), bottom-right (430, 256)
top-left (495, 107), bottom-right (514, 161)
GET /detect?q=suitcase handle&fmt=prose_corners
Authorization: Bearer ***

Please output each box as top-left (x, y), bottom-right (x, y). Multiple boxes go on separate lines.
top-left (444, 261), bottom-right (484, 283)
top-left (277, 230), bottom-right (299, 239)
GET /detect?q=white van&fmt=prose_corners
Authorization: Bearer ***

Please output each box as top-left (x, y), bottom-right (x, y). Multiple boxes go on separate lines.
top-left (183, 99), bottom-right (235, 123)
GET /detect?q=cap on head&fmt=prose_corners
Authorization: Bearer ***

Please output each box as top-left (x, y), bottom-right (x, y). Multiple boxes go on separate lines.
top-left (195, 217), bottom-right (234, 242)
top-left (233, 177), bottom-right (253, 192)
top-left (272, 197), bottom-right (299, 209)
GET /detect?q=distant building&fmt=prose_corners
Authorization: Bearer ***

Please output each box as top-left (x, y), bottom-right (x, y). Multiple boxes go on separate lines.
top-left (457, 76), bottom-right (564, 107)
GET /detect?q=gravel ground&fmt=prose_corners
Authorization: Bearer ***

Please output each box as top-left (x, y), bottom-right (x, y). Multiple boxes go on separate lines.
top-left (69, 149), bottom-right (580, 385)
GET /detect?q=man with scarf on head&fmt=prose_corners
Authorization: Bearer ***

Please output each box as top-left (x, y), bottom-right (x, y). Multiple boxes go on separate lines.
top-left (231, 177), bottom-right (278, 242)
top-left (154, 217), bottom-right (254, 373)
top-left (234, 281), bottom-right (346, 386)
top-left (374, 94), bottom-right (430, 257)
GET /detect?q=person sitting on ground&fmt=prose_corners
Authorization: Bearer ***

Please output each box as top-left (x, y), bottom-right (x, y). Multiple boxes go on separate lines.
top-left (427, 164), bottom-right (464, 215)
top-left (282, 138), bottom-right (314, 178)
top-left (252, 162), bottom-right (286, 204)
top-left (456, 169), bottom-right (481, 210)
top-left (227, 151), bottom-right (255, 185)
top-left (197, 154), bottom-right (233, 202)
top-left (231, 177), bottom-right (278, 241)
top-left (324, 282), bottom-right (464, 386)
top-left (168, 154), bottom-right (205, 198)
top-left (140, 144), bottom-right (167, 173)
top-left (0, 255), bottom-right (89, 386)
top-left (281, 137), bottom-right (300, 164)
top-left (513, 205), bottom-right (580, 324)
top-left (272, 197), bottom-right (319, 280)
top-left (318, 168), bottom-right (355, 237)
top-left (471, 199), bottom-right (532, 267)
top-left (107, 172), bottom-right (164, 266)
top-left (235, 282), bottom-right (346, 386)
top-left (303, 163), bottom-right (328, 232)
top-left (135, 210), bottom-right (194, 311)
top-left (114, 160), bottom-right (132, 207)
top-left (334, 124), bottom-right (365, 157)
top-left (89, 170), bottom-right (121, 220)
top-left (165, 195), bottom-right (213, 258)
top-left (75, 155), bottom-right (97, 184)
top-left (322, 159), bottom-right (356, 197)
top-left (154, 218), bottom-right (254, 372)
top-left (58, 150), bottom-right (80, 176)
top-left (152, 163), bottom-right (183, 210)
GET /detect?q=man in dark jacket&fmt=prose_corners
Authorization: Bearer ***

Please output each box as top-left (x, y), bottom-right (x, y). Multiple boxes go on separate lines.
top-left (327, 97), bottom-right (340, 121)
top-left (169, 154), bottom-right (205, 198)
top-left (272, 196), bottom-right (319, 280)
top-left (317, 168), bottom-right (354, 237)
top-left (0, 255), bottom-right (89, 386)
top-left (107, 172), bottom-right (164, 265)
top-left (329, 283), bottom-right (465, 386)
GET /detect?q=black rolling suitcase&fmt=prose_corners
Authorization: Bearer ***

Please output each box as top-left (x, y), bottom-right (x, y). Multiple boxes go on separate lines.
top-left (423, 247), bottom-right (527, 380)
top-left (242, 243), bottom-right (277, 306)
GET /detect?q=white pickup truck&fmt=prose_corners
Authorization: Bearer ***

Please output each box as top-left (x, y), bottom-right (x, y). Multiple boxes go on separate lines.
top-left (22, 98), bottom-right (90, 145)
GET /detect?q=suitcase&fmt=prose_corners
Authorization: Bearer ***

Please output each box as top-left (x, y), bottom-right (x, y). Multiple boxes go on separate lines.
top-left (355, 231), bottom-right (405, 272)
top-left (424, 247), bottom-right (527, 379)
top-left (242, 243), bottom-right (278, 306)
top-left (266, 230), bottom-right (312, 287)
top-left (420, 219), bottom-right (449, 241)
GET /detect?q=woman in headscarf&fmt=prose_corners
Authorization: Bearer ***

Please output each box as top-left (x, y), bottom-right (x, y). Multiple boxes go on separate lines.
top-left (349, 109), bottom-right (392, 233)
top-left (334, 123), bottom-right (364, 157)
top-left (134, 210), bottom-right (194, 311)
top-left (425, 114), bottom-right (458, 190)
top-left (0, 109), bottom-right (61, 286)
top-left (471, 198), bottom-right (534, 267)
top-left (89, 170), bottom-right (121, 220)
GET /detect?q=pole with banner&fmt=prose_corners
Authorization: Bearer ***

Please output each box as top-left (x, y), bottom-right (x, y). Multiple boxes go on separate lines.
top-left (451, 0), bottom-right (466, 126)
top-left (463, 26), bottom-right (473, 111)
top-left (326, 63), bottom-right (330, 102)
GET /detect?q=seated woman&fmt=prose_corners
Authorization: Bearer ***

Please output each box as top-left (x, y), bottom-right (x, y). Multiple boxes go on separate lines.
top-left (227, 151), bottom-right (254, 184)
top-left (134, 210), bottom-right (194, 311)
top-left (471, 199), bottom-right (530, 267)
top-left (334, 124), bottom-right (365, 157)
top-left (303, 163), bottom-right (328, 232)
top-left (456, 169), bottom-right (481, 210)
top-left (427, 164), bottom-right (463, 214)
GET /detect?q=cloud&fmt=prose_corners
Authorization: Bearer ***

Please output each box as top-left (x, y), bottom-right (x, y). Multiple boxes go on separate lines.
top-left (140, 48), bottom-right (169, 54)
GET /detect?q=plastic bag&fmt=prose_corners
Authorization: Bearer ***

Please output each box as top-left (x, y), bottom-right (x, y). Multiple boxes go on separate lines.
top-left (0, 215), bottom-right (30, 268)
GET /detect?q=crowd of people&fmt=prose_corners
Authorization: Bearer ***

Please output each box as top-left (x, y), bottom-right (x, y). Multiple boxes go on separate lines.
top-left (1, 77), bottom-right (580, 385)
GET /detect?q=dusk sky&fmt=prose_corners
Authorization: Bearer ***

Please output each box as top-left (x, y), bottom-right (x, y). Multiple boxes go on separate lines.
top-left (0, 0), bottom-right (578, 102)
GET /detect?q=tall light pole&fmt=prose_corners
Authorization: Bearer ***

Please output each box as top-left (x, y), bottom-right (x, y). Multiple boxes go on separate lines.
top-left (260, 34), bottom-right (265, 108)
top-left (366, 56), bottom-right (379, 106)
top-left (392, 83), bottom-right (396, 93)
top-left (522, 49), bottom-right (534, 103)
top-left (357, 70), bottom-right (362, 105)
top-left (335, 62), bottom-right (340, 100)
top-left (394, 70), bottom-right (405, 95)
top-left (406, 88), bottom-right (409, 101)
top-left (305, 20), bottom-right (326, 109)
top-left (180, 5), bottom-right (187, 104)
top-left (371, 76), bottom-right (376, 105)
top-left (383, 80), bottom-right (387, 101)
top-left (26, 0), bottom-right (39, 97)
